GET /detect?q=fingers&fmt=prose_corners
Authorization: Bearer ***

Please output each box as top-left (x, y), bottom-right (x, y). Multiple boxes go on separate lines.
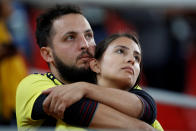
top-left (42, 87), bottom-right (55, 94)
top-left (43, 93), bottom-right (52, 115)
top-left (43, 88), bottom-right (66, 119)
top-left (42, 84), bottom-right (85, 120)
top-left (42, 87), bottom-right (57, 114)
top-left (53, 92), bottom-right (68, 119)
top-left (49, 93), bottom-right (58, 113)
top-left (55, 103), bottom-right (66, 119)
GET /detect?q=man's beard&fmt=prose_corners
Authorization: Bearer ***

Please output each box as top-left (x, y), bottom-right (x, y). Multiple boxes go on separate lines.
top-left (53, 53), bottom-right (96, 84)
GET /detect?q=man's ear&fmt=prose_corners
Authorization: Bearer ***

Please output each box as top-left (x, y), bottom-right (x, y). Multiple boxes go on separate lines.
top-left (40, 47), bottom-right (53, 63)
top-left (89, 58), bottom-right (101, 74)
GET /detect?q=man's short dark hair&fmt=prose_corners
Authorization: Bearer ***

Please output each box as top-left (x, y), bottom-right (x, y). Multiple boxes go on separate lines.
top-left (36, 5), bottom-right (82, 48)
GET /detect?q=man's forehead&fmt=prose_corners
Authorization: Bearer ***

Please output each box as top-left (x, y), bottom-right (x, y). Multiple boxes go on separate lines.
top-left (53, 14), bottom-right (92, 33)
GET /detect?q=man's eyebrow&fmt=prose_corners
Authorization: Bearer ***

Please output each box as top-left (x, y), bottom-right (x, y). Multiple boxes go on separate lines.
top-left (63, 31), bottom-right (77, 35)
top-left (85, 29), bottom-right (93, 33)
top-left (63, 29), bottom-right (93, 36)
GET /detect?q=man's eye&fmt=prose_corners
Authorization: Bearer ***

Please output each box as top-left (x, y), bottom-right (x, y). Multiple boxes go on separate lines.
top-left (116, 49), bottom-right (124, 54)
top-left (64, 35), bottom-right (75, 41)
top-left (85, 33), bottom-right (93, 40)
top-left (67, 35), bottom-right (74, 40)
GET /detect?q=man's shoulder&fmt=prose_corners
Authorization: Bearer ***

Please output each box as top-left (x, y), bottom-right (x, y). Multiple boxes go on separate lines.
top-left (16, 73), bottom-right (57, 94)
top-left (22, 73), bottom-right (49, 81)
top-left (18, 72), bottom-right (56, 85)
top-left (16, 72), bottom-right (59, 127)
top-left (16, 73), bottom-right (51, 128)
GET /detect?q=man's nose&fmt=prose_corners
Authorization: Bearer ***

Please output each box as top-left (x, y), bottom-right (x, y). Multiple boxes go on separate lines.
top-left (79, 35), bottom-right (89, 50)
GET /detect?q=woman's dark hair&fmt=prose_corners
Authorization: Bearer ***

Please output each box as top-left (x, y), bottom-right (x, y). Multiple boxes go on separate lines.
top-left (94, 33), bottom-right (143, 88)
top-left (36, 5), bottom-right (82, 48)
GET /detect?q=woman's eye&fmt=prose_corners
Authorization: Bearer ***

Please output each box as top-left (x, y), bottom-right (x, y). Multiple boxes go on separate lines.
top-left (134, 55), bottom-right (141, 62)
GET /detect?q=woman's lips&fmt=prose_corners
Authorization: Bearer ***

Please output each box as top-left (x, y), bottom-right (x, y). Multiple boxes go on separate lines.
top-left (121, 66), bottom-right (134, 75)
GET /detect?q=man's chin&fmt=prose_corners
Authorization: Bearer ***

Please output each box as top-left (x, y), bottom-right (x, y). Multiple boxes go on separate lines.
top-left (75, 63), bottom-right (90, 69)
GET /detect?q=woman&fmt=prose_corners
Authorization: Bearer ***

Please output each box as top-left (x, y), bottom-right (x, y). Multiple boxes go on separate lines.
top-left (88, 33), bottom-right (163, 130)
top-left (90, 33), bottom-right (142, 90)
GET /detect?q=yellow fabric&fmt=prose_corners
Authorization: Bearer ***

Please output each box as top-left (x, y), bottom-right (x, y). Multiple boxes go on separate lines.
top-left (152, 120), bottom-right (164, 131)
top-left (16, 73), bottom-right (83, 131)
top-left (0, 20), bottom-right (12, 44)
top-left (133, 85), bottom-right (164, 131)
top-left (134, 85), bottom-right (142, 90)
top-left (0, 54), bottom-right (27, 119)
top-left (55, 120), bottom-right (86, 131)
top-left (16, 74), bottom-right (163, 131)
top-left (0, 20), bottom-right (27, 119)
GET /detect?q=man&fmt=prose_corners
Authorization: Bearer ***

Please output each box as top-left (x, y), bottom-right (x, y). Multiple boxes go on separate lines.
top-left (16, 5), bottom-right (159, 131)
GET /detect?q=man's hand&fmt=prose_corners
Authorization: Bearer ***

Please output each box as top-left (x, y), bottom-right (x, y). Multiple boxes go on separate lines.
top-left (42, 82), bottom-right (87, 119)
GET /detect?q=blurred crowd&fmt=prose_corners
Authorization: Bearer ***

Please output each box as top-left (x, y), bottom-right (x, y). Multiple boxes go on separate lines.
top-left (0, 0), bottom-right (195, 126)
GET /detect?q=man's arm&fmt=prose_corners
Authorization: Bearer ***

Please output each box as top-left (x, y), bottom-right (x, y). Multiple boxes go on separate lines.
top-left (32, 93), bottom-right (156, 130)
top-left (42, 82), bottom-right (143, 119)
top-left (90, 103), bottom-right (156, 130)
top-left (78, 82), bottom-right (156, 124)
top-left (84, 83), bottom-right (143, 118)
top-left (130, 88), bottom-right (157, 124)
top-left (32, 94), bottom-right (97, 127)
top-left (42, 82), bottom-right (156, 124)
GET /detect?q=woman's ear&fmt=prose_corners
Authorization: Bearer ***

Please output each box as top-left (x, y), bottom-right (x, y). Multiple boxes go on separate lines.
top-left (40, 47), bottom-right (53, 63)
top-left (89, 58), bottom-right (101, 74)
